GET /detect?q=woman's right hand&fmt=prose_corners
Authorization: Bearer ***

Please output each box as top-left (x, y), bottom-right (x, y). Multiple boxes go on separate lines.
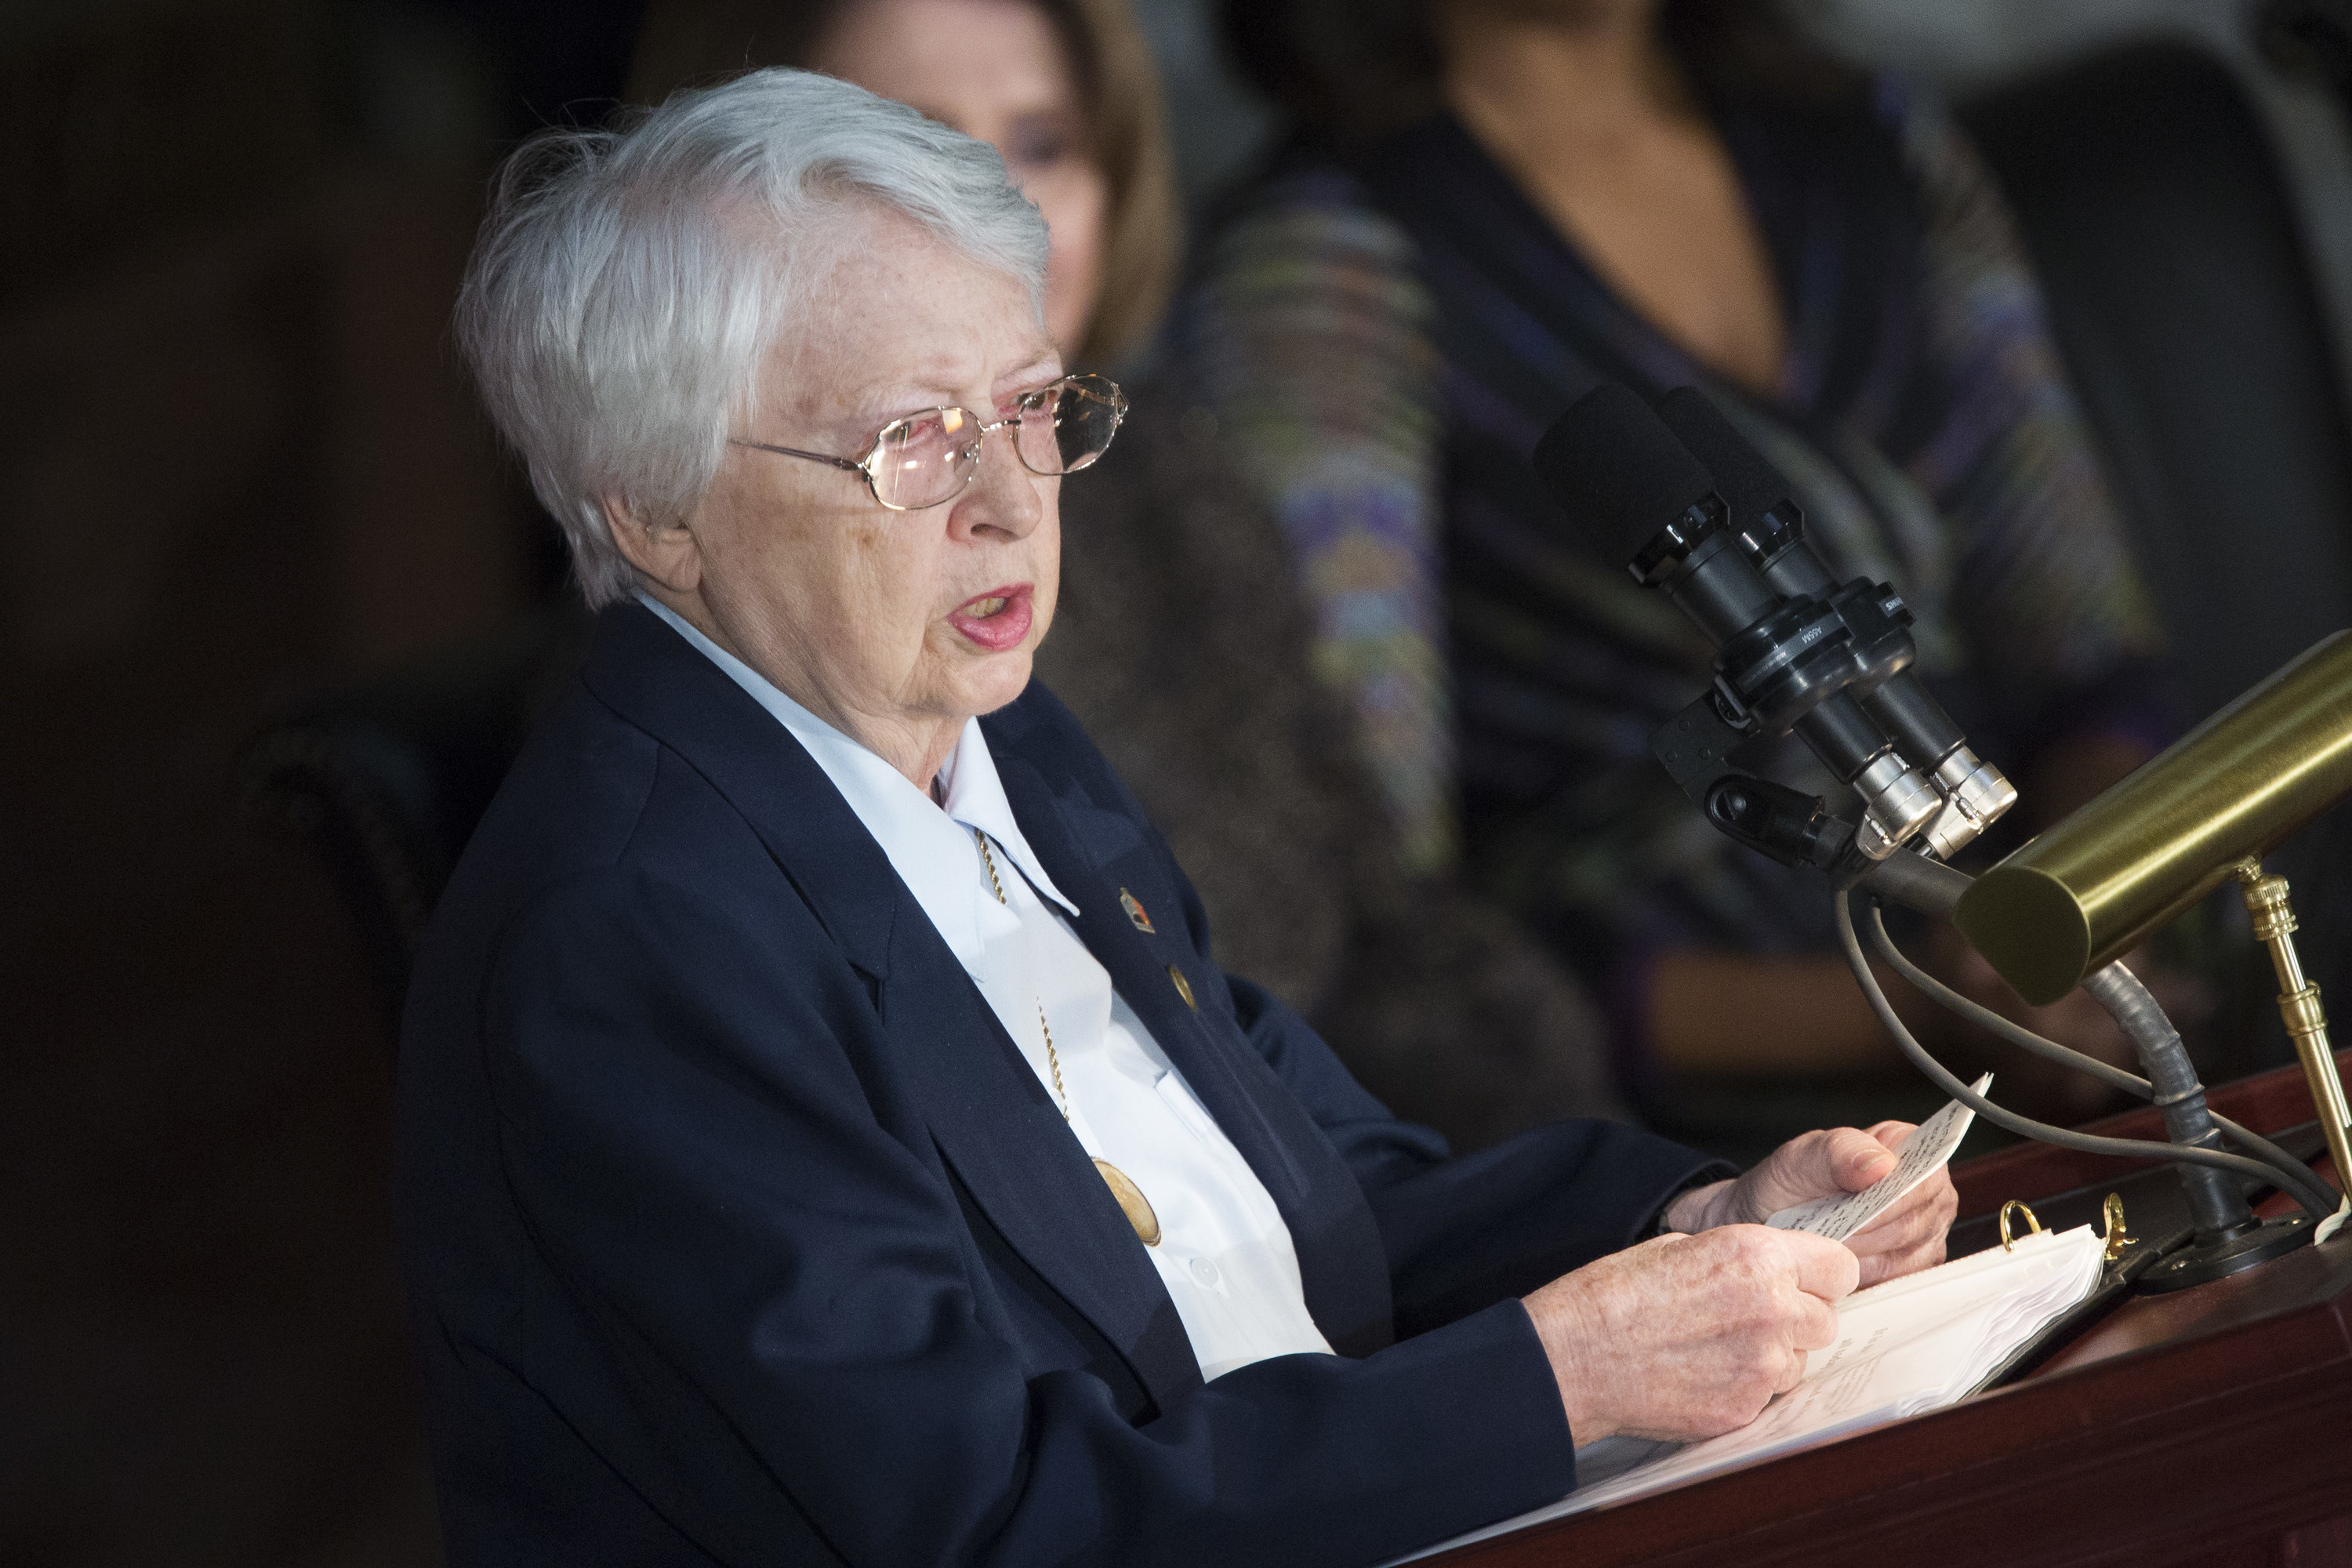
top-left (1522, 1225), bottom-right (1856, 1443)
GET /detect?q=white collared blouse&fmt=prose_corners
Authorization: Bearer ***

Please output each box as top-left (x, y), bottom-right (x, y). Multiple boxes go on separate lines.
top-left (638, 593), bottom-right (1334, 1381)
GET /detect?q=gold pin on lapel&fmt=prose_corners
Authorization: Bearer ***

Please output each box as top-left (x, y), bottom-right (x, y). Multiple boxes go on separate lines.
top-left (1167, 964), bottom-right (1196, 1010)
top-left (1119, 887), bottom-right (1156, 934)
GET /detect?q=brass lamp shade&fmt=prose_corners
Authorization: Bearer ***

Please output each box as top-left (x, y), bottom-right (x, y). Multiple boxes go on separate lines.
top-left (1957, 632), bottom-right (2352, 1004)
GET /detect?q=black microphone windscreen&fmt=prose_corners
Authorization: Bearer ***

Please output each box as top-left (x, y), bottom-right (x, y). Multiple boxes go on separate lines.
top-left (1653, 387), bottom-right (1795, 527)
top-left (1533, 383), bottom-right (1719, 568)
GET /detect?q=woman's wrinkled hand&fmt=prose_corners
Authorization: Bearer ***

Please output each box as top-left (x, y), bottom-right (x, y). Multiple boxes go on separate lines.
top-left (1523, 1225), bottom-right (1857, 1443)
top-left (1667, 1123), bottom-right (1955, 1287)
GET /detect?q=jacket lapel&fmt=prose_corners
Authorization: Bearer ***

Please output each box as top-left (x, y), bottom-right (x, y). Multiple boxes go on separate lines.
top-left (985, 736), bottom-right (1397, 1359)
top-left (579, 605), bottom-right (1203, 1413)
top-left (872, 917), bottom-right (1204, 1410)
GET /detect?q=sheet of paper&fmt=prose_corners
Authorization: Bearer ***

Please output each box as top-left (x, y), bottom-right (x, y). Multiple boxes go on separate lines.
top-left (1765, 1073), bottom-right (1992, 1242)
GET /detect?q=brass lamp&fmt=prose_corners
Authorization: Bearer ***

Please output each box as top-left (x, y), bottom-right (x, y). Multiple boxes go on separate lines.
top-left (1956, 633), bottom-right (2352, 1215)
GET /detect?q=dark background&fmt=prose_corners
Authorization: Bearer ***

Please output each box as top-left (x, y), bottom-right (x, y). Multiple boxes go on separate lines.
top-left (8, 3), bottom-right (2352, 1564)
top-left (2, 5), bottom-right (644, 1562)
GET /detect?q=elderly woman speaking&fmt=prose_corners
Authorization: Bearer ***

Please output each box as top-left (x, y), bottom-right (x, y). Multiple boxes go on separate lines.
top-left (400, 68), bottom-right (1955, 1567)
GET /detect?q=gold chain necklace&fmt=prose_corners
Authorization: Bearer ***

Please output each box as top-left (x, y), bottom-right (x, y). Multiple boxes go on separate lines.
top-left (974, 829), bottom-right (1163, 1247)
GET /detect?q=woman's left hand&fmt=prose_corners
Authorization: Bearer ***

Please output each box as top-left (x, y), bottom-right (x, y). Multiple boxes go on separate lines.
top-left (1666, 1123), bottom-right (1956, 1287)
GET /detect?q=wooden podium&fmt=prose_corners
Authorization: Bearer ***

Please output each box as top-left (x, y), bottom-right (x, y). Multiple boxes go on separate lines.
top-left (1422, 1054), bottom-right (2352, 1568)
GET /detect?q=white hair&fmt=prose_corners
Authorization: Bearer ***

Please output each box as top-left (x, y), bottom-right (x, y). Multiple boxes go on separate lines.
top-left (455, 68), bottom-right (1051, 606)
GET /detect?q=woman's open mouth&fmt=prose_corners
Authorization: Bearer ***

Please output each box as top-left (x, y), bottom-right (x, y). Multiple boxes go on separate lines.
top-left (947, 585), bottom-right (1034, 652)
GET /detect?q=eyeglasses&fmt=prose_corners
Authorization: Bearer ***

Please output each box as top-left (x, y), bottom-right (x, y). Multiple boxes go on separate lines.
top-left (728, 372), bottom-right (1127, 512)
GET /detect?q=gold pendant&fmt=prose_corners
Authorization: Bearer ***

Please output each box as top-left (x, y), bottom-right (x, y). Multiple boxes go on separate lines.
top-left (1094, 1158), bottom-right (1162, 1246)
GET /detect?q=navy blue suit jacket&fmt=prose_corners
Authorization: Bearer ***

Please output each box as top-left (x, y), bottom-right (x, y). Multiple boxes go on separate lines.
top-left (396, 604), bottom-right (1725, 1566)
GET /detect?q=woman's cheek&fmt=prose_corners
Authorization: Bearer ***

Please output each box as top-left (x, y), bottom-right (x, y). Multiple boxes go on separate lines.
top-left (1027, 165), bottom-right (1108, 351)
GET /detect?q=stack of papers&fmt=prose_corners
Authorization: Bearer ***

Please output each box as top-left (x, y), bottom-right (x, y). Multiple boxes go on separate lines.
top-left (1402, 1224), bottom-right (2107, 1560)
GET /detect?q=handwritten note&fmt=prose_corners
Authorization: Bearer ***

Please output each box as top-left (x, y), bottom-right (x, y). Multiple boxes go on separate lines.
top-left (1765, 1073), bottom-right (1991, 1242)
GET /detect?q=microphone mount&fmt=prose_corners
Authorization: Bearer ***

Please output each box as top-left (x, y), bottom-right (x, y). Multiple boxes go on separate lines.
top-left (1535, 384), bottom-right (1955, 862)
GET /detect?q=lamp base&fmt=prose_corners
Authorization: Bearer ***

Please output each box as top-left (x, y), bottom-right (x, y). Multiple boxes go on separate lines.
top-left (2135, 1214), bottom-right (2316, 1294)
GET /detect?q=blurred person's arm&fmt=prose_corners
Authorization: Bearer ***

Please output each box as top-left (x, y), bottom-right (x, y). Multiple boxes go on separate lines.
top-left (1646, 946), bottom-right (2160, 1123)
top-left (1169, 172), bottom-right (1456, 877)
top-left (1648, 953), bottom-right (1904, 1076)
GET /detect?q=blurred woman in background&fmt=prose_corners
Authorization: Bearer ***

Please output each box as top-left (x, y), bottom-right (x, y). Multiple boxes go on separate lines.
top-left (624, 0), bottom-right (1628, 1145)
top-left (1177, 0), bottom-right (2183, 1142)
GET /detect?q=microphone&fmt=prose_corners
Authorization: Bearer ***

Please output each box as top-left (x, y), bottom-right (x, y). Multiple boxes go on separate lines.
top-left (1650, 388), bottom-right (2020, 858)
top-left (1540, 383), bottom-right (2351, 1276)
top-left (1532, 384), bottom-right (1941, 860)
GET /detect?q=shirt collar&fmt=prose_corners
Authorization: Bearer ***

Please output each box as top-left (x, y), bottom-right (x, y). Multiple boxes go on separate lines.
top-left (928, 711), bottom-right (1074, 916)
top-left (634, 592), bottom-right (1080, 938)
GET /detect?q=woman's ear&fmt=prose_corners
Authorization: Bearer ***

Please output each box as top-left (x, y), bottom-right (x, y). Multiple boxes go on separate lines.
top-left (601, 493), bottom-right (704, 593)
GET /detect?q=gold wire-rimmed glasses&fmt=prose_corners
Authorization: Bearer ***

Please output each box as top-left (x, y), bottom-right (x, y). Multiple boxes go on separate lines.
top-left (728, 372), bottom-right (1127, 512)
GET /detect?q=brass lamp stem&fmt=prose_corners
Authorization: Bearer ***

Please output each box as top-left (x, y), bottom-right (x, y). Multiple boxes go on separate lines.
top-left (2235, 859), bottom-right (2352, 1230)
